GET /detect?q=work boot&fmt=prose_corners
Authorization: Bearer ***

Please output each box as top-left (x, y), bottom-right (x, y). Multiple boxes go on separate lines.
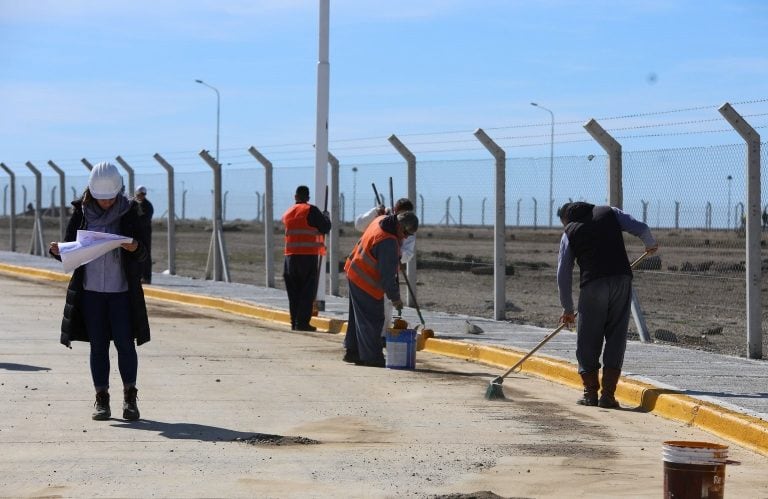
top-left (342, 349), bottom-right (360, 363)
top-left (577, 370), bottom-right (599, 406)
top-left (598, 368), bottom-right (622, 409)
top-left (92, 391), bottom-right (111, 420)
top-left (123, 386), bottom-right (140, 421)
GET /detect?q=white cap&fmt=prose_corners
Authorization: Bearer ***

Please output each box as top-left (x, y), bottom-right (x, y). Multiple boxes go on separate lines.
top-left (135, 185), bottom-right (147, 195)
top-left (88, 162), bottom-right (123, 199)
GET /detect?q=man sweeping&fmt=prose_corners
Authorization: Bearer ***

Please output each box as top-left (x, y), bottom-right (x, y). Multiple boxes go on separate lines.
top-left (344, 211), bottom-right (419, 367)
top-left (556, 202), bottom-right (657, 408)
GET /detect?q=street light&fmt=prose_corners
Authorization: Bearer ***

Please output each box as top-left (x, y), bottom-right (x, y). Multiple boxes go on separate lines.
top-left (351, 166), bottom-right (358, 218)
top-left (726, 174), bottom-right (733, 230)
top-left (531, 102), bottom-right (554, 227)
top-left (195, 79), bottom-right (221, 164)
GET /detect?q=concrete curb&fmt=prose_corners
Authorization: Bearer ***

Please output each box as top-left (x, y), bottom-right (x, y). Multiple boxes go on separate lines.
top-left (2, 261), bottom-right (767, 457)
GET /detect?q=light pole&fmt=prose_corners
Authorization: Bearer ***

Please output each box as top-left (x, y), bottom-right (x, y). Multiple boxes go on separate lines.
top-left (195, 79), bottom-right (220, 164)
top-left (351, 166), bottom-right (358, 219)
top-left (531, 102), bottom-right (554, 227)
top-left (726, 174), bottom-right (733, 230)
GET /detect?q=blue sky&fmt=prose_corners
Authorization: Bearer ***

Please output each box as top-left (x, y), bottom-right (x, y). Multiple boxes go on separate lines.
top-left (1, 0), bottom-right (767, 178)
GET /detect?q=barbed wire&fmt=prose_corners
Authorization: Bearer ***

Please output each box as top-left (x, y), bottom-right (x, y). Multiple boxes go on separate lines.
top-left (6, 99), bottom-right (766, 169)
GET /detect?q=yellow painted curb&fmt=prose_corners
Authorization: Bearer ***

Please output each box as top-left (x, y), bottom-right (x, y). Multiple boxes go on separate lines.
top-left (0, 262), bottom-right (347, 334)
top-left (0, 262), bottom-right (70, 283)
top-left (1, 261), bottom-right (766, 456)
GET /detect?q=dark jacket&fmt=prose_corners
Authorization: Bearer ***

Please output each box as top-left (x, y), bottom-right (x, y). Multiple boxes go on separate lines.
top-left (563, 203), bottom-right (632, 288)
top-left (51, 198), bottom-right (151, 348)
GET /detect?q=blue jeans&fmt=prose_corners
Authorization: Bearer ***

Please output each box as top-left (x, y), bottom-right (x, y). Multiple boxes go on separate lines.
top-left (82, 290), bottom-right (138, 390)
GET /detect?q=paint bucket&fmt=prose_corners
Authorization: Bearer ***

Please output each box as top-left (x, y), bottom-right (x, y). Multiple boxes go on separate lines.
top-left (662, 441), bottom-right (728, 499)
top-left (385, 328), bottom-right (417, 369)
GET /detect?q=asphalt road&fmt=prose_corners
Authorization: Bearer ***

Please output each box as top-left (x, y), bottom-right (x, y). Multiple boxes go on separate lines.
top-left (2, 275), bottom-right (767, 498)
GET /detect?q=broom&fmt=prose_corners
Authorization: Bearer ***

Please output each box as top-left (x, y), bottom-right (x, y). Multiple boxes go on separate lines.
top-left (484, 250), bottom-right (652, 400)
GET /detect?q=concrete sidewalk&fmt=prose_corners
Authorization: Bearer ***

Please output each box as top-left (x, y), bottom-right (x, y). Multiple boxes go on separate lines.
top-left (2, 250), bottom-right (767, 457)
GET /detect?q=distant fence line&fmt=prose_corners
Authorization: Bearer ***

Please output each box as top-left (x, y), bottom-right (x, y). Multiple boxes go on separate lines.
top-left (1, 103), bottom-right (765, 358)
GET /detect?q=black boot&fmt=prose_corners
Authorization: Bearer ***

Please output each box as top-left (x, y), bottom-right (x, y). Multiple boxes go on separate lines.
top-left (598, 368), bottom-right (622, 409)
top-left (577, 371), bottom-right (599, 406)
top-left (123, 386), bottom-right (140, 421)
top-left (92, 391), bottom-right (111, 420)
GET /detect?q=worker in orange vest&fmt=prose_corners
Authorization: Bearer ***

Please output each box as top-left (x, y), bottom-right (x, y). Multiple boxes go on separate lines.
top-left (343, 211), bottom-right (419, 367)
top-left (281, 185), bottom-right (331, 331)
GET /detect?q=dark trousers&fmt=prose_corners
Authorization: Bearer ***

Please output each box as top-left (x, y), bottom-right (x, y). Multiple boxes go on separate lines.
top-left (343, 281), bottom-right (385, 364)
top-left (576, 274), bottom-right (632, 374)
top-left (82, 290), bottom-right (138, 390)
top-left (283, 254), bottom-right (319, 329)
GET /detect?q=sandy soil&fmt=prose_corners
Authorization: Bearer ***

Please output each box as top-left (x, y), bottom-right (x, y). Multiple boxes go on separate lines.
top-left (3, 275), bottom-right (767, 498)
top-left (2, 216), bottom-right (767, 358)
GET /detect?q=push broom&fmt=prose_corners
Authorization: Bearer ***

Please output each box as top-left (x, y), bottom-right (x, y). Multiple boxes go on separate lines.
top-left (484, 250), bottom-right (652, 400)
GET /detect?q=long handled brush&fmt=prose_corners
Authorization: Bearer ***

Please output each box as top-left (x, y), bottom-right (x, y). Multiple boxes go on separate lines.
top-left (400, 267), bottom-right (426, 327)
top-left (485, 250), bottom-right (653, 400)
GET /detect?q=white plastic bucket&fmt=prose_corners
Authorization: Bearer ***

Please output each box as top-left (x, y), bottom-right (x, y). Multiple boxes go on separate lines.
top-left (662, 441), bottom-right (728, 499)
top-left (385, 329), bottom-right (416, 370)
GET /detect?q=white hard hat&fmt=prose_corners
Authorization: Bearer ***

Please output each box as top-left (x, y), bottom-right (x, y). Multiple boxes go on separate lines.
top-left (88, 162), bottom-right (124, 199)
top-left (135, 185), bottom-right (147, 195)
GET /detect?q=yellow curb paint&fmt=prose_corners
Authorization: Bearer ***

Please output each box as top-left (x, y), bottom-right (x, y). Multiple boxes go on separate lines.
top-left (0, 262), bottom-right (70, 282)
top-left (1, 261), bottom-right (766, 456)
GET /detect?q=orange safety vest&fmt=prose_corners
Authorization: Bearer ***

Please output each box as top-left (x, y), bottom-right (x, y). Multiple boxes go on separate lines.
top-left (282, 203), bottom-right (326, 256)
top-left (344, 216), bottom-right (398, 299)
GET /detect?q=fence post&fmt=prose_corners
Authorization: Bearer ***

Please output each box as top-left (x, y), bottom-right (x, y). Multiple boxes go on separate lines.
top-left (327, 152), bottom-right (341, 296)
top-left (248, 147), bottom-right (275, 288)
top-left (584, 119), bottom-right (622, 208)
top-left (152, 153), bottom-right (176, 275)
top-left (80, 158), bottom-right (93, 171)
top-left (199, 150), bottom-right (230, 282)
top-left (115, 156), bottom-right (135, 198)
top-left (388, 134), bottom-right (418, 307)
top-left (674, 201), bottom-right (680, 230)
top-left (47, 161), bottom-right (67, 241)
top-left (532, 197), bottom-right (538, 229)
top-left (0, 163), bottom-right (16, 251)
top-left (24, 162), bottom-right (45, 256)
top-left (641, 199), bottom-right (649, 224)
top-left (584, 120), bottom-right (652, 343)
top-left (473, 128), bottom-right (506, 321)
top-left (719, 103), bottom-right (762, 359)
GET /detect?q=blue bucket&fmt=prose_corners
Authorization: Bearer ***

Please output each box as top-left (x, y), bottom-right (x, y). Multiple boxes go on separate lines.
top-left (385, 329), bottom-right (417, 369)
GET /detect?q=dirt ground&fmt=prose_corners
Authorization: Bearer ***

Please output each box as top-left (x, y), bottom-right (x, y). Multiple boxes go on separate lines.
top-left (2, 215), bottom-right (767, 359)
top-left (3, 275), bottom-right (768, 498)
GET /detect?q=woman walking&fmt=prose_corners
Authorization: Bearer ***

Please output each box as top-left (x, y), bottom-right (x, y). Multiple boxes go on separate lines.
top-left (49, 162), bottom-right (150, 421)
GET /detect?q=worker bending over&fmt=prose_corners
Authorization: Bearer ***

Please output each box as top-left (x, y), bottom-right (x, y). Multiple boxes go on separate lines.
top-left (355, 198), bottom-right (416, 335)
top-left (344, 211), bottom-right (419, 367)
top-left (557, 202), bottom-right (657, 408)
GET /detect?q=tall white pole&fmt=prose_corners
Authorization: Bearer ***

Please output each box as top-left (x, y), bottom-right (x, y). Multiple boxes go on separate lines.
top-left (314, 0), bottom-right (330, 308)
top-left (531, 102), bottom-right (554, 227)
